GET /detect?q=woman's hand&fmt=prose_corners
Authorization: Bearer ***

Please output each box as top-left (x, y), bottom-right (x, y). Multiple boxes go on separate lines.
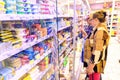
top-left (79, 27), bottom-right (84, 32)
top-left (86, 63), bottom-right (95, 75)
top-left (79, 27), bottom-right (88, 38)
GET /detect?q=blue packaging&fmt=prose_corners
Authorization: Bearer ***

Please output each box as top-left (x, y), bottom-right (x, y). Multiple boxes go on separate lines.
top-left (47, 27), bottom-right (52, 35)
top-left (6, 10), bottom-right (14, 14)
top-left (0, 67), bottom-right (14, 80)
top-left (43, 44), bottom-right (48, 51)
top-left (23, 51), bottom-right (35, 60)
top-left (31, 12), bottom-right (38, 14)
top-left (25, 47), bottom-right (34, 52)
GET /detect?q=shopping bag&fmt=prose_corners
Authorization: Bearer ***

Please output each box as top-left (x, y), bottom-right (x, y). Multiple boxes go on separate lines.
top-left (89, 73), bottom-right (101, 80)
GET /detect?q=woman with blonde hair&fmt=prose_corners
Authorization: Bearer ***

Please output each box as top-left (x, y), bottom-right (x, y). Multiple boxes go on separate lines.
top-left (86, 10), bottom-right (110, 80)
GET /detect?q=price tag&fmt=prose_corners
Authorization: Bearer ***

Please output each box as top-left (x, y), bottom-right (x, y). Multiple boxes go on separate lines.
top-left (15, 15), bottom-right (19, 20)
top-left (10, 16), bottom-right (14, 20)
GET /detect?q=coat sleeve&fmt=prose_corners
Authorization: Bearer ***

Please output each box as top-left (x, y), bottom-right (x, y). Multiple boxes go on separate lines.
top-left (90, 30), bottom-right (104, 64)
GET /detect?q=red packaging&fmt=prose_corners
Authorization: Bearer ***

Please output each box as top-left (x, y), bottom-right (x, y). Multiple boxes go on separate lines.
top-left (38, 60), bottom-right (46, 71)
top-left (21, 55), bottom-right (29, 65)
top-left (33, 46), bottom-right (40, 52)
top-left (45, 42), bottom-right (51, 49)
top-left (39, 47), bottom-right (44, 56)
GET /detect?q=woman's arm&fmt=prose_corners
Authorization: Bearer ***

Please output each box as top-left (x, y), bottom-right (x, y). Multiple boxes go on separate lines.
top-left (79, 27), bottom-right (88, 38)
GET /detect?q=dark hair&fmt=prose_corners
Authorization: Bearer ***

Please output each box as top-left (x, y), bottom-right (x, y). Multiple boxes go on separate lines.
top-left (93, 10), bottom-right (107, 23)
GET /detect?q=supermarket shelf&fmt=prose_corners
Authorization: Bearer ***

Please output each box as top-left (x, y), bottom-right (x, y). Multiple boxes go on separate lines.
top-left (60, 46), bottom-right (73, 66)
top-left (10, 49), bottom-right (52, 80)
top-left (67, 37), bottom-right (73, 41)
top-left (59, 39), bottom-right (65, 45)
top-left (0, 14), bottom-right (55, 21)
top-left (58, 26), bottom-right (71, 32)
top-left (59, 42), bottom-right (71, 56)
top-left (37, 64), bottom-right (52, 80)
top-left (0, 34), bottom-right (53, 61)
top-left (0, 14), bottom-right (74, 21)
top-left (48, 76), bottom-right (53, 80)
top-left (58, 15), bottom-right (73, 18)
top-left (59, 35), bottom-right (71, 45)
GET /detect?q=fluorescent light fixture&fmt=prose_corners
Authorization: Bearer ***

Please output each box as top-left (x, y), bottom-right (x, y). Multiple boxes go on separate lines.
top-left (95, 0), bottom-right (105, 3)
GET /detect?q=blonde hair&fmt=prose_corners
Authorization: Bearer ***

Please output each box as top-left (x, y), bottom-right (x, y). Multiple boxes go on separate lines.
top-left (93, 10), bottom-right (107, 23)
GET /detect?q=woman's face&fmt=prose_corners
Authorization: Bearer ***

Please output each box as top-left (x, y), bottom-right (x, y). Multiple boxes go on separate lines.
top-left (91, 18), bottom-right (99, 27)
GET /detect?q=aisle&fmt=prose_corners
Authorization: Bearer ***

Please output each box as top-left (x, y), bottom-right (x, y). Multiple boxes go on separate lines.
top-left (102, 37), bottom-right (120, 80)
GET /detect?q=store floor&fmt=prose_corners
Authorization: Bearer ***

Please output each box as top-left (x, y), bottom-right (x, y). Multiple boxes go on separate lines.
top-left (79, 37), bottom-right (120, 80)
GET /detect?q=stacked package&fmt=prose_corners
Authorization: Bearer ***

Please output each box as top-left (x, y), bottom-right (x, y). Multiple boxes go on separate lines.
top-left (39, 0), bottom-right (50, 14)
top-left (15, 28), bottom-right (30, 43)
top-left (37, 56), bottom-right (50, 71)
top-left (0, 67), bottom-right (15, 80)
top-left (0, 0), bottom-right (6, 14)
top-left (16, 0), bottom-right (31, 14)
top-left (4, 57), bottom-right (22, 69)
top-left (0, 30), bottom-right (22, 48)
top-left (4, 0), bottom-right (16, 14)
top-left (30, 3), bottom-right (39, 14)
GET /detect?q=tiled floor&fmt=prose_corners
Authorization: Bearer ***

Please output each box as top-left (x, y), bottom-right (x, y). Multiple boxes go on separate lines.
top-left (79, 37), bottom-right (120, 80)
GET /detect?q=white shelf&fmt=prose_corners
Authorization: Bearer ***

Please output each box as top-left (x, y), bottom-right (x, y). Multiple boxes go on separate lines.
top-left (58, 15), bottom-right (73, 18)
top-left (0, 34), bottom-right (53, 61)
top-left (37, 64), bottom-right (52, 80)
top-left (10, 49), bottom-right (52, 80)
top-left (67, 37), bottom-right (73, 41)
top-left (58, 26), bottom-right (71, 32)
top-left (0, 14), bottom-right (55, 21)
top-left (60, 46), bottom-right (73, 66)
top-left (59, 42), bottom-right (71, 56)
top-left (0, 14), bottom-right (73, 21)
top-left (59, 39), bottom-right (65, 45)
top-left (59, 35), bottom-right (71, 45)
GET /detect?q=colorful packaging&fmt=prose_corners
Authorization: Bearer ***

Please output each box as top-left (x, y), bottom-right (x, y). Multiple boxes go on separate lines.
top-left (38, 60), bottom-right (46, 71)
top-left (4, 0), bottom-right (16, 14)
top-left (30, 4), bottom-right (39, 14)
top-left (4, 57), bottom-right (22, 69)
top-left (0, 67), bottom-right (15, 80)
top-left (0, 1), bottom-right (5, 13)
top-left (0, 74), bottom-right (4, 80)
top-left (19, 74), bottom-right (32, 80)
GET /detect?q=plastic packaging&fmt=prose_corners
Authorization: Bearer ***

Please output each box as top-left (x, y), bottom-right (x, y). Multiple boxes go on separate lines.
top-left (0, 67), bottom-right (15, 80)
